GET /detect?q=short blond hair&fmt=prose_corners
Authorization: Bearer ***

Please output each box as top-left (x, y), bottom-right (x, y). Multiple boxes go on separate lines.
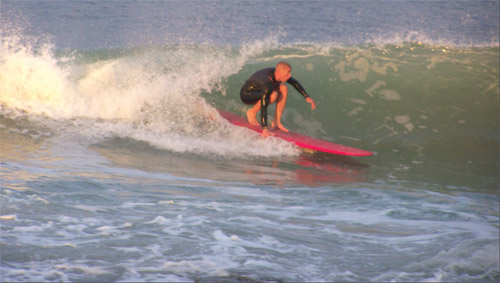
top-left (276, 61), bottom-right (291, 72)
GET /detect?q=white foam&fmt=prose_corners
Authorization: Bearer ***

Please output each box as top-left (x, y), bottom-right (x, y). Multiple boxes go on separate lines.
top-left (0, 34), bottom-right (70, 118)
top-left (13, 221), bottom-right (53, 233)
top-left (1, 31), bottom-right (297, 158)
top-left (73, 204), bottom-right (107, 213)
top-left (0, 214), bottom-right (17, 220)
top-left (146, 216), bottom-right (170, 225)
top-left (96, 225), bottom-right (115, 231)
top-left (138, 258), bottom-right (230, 278)
top-left (54, 265), bottom-right (110, 276)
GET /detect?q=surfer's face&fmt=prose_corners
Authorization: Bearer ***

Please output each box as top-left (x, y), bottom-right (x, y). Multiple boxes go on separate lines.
top-left (276, 67), bottom-right (291, 82)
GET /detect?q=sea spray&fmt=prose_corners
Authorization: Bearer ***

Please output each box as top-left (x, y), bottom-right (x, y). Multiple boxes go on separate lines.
top-left (0, 33), bottom-right (70, 117)
top-left (0, 31), bottom-right (297, 157)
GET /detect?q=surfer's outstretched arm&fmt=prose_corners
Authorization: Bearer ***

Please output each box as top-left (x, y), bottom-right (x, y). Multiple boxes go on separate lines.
top-left (287, 77), bottom-right (316, 109)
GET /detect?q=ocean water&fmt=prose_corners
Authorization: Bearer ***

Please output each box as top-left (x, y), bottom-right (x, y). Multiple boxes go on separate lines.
top-left (1, 1), bottom-right (499, 282)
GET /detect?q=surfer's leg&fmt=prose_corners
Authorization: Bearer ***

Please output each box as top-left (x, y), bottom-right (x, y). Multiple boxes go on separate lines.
top-left (271, 84), bottom-right (289, 132)
top-left (241, 88), bottom-right (263, 126)
top-left (246, 100), bottom-right (260, 126)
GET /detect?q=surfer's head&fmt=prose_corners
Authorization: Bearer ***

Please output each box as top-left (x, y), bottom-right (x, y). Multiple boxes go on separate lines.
top-left (275, 61), bottom-right (292, 82)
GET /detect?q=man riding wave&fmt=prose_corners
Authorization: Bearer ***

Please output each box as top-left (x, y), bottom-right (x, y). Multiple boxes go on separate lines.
top-left (240, 61), bottom-right (316, 138)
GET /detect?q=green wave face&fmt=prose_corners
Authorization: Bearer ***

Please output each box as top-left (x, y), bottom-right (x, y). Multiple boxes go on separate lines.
top-left (1, 41), bottom-right (498, 190)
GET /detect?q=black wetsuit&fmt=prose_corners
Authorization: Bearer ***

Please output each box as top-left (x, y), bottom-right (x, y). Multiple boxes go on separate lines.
top-left (240, 68), bottom-right (310, 128)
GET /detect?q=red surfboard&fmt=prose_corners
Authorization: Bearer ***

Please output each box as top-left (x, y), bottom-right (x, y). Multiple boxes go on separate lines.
top-left (217, 109), bottom-right (373, 156)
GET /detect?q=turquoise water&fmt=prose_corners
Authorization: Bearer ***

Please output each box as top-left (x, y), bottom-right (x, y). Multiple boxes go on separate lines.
top-left (1, 1), bottom-right (499, 282)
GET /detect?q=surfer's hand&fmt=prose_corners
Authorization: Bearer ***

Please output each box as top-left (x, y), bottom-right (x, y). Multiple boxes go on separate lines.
top-left (306, 97), bottom-right (316, 110)
top-left (262, 128), bottom-right (270, 138)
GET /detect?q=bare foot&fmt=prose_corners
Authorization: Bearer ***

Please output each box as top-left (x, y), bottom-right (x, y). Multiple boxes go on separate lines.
top-left (262, 128), bottom-right (270, 138)
top-left (271, 121), bottom-right (289, 132)
top-left (246, 109), bottom-right (259, 126)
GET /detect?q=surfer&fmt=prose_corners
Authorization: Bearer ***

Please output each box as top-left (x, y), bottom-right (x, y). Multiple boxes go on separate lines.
top-left (240, 61), bottom-right (316, 137)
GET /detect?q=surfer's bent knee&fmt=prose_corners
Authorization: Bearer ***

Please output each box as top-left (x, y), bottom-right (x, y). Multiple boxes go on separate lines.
top-left (269, 91), bottom-right (279, 102)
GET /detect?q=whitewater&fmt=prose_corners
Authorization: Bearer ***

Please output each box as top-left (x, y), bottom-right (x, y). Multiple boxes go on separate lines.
top-left (1, 1), bottom-right (499, 282)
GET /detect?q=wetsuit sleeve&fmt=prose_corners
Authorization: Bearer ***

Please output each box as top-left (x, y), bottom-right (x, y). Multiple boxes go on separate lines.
top-left (287, 77), bottom-right (310, 98)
